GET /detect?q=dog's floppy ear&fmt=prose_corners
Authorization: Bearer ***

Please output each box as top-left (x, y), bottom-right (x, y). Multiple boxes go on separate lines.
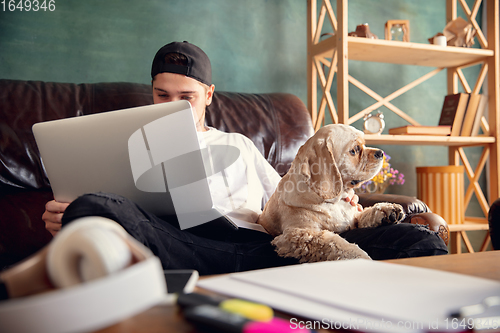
top-left (299, 138), bottom-right (343, 200)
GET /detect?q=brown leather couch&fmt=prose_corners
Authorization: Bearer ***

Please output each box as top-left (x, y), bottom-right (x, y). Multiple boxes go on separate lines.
top-left (488, 198), bottom-right (500, 250)
top-left (0, 79), bottom-right (449, 270)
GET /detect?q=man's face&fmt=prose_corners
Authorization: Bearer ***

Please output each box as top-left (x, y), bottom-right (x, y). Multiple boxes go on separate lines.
top-left (152, 72), bottom-right (214, 132)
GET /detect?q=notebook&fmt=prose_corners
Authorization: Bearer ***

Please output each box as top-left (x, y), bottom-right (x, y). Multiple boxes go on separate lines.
top-left (32, 101), bottom-right (246, 234)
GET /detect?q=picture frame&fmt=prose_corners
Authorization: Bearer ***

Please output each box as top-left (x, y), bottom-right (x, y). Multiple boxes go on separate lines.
top-left (385, 20), bottom-right (410, 42)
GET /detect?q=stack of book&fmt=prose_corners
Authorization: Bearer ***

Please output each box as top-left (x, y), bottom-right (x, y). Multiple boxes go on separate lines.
top-left (388, 93), bottom-right (488, 136)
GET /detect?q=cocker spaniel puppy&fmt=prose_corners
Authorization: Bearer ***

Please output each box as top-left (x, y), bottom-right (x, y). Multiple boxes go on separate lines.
top-left (258, 124), bottom-right (404, 261)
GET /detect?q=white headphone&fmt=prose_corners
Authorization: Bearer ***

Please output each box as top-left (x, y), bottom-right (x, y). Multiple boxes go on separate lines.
top-left (47, 216), bottom-right (133, 288)
top-left (0, 216), bottom-right (167, 333)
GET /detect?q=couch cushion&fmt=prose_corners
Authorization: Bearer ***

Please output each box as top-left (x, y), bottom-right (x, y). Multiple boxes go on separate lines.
top-left (0, 80), bottom-right (154, 192)
top-left (0, 190), bottom-right (54, 269)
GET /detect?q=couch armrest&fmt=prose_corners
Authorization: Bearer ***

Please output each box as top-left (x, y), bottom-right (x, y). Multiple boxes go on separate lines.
top-left (358, 193), bottom-right (449, 246)
top-left (358, 193), bottom-right (429, 216)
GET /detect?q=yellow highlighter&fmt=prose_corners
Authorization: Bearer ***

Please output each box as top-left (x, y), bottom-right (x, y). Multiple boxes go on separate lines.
top-left (219, 298), bottom-right (274, 322)
top-left (177, 292), bottom-right (274, 322)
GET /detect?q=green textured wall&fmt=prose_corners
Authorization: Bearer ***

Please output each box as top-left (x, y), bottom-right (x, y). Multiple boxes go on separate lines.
top-left (0, 0), bottom-right (307, 96)
top-left (0, 0), bottom-right (488, 249)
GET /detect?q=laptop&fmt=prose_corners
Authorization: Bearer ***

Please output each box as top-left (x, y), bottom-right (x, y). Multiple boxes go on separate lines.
top-left (33, 101), bottom-right (245, 236)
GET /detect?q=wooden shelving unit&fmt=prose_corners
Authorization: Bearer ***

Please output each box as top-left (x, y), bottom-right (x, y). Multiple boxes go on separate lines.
top-left (307, 0), bottom-right (499, 254)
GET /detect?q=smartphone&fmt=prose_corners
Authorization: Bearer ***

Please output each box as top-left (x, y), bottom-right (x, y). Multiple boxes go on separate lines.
top-left (164, 269), bottom-right (199, 294)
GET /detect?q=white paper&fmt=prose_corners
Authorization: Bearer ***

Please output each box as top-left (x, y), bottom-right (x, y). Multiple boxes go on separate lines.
top-left (198, 259), bottom-right (500, 333)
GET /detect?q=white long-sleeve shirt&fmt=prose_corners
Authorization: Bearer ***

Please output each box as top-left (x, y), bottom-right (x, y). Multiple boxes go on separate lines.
top-left (198, 127), bottom-right (281, 225)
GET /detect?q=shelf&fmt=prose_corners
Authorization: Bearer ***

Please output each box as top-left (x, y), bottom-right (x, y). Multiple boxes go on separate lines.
top-left (449, 223), bottom-right (489, 232)
top-left (364, 134), bottom-right (495, 147)
top-left (312, 36), bottom-right (494, 68)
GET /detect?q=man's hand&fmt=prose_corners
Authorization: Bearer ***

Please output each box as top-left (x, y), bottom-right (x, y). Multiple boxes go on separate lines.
top-left (344, 189), bottom-right (363, 212)
top-left (42, 200), bottom-right (70, 237)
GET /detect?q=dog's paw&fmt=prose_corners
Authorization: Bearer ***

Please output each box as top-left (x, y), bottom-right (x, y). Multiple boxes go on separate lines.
top-left (346, 247), bottom-right (372, 260)
top-left (327, 243), bottom-right (372, 261)
top-left (376, 203), bottom-right (405, 225)
top-left (357, 203), bottom-right (405, 228)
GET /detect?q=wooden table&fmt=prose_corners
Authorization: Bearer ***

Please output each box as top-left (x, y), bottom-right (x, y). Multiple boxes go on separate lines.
top-left (95, 251), bottom-right (500, 333)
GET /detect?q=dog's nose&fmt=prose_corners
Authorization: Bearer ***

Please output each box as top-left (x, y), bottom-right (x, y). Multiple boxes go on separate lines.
top-left (374, 150), bottom-right (384, 160)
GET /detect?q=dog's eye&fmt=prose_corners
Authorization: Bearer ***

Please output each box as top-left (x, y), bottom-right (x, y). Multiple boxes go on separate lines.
top-left (349, 146), bottom-right (361, 156)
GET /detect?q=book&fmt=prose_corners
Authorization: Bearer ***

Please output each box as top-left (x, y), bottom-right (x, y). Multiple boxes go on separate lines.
top-left (470, 94), bottom-right (488, 136)
top-left (438, 93), bottom-right (470, 136)
top-left (460, 93), bottom-right (482, 136)
top-left (389, 125), bottom-right (451, 135)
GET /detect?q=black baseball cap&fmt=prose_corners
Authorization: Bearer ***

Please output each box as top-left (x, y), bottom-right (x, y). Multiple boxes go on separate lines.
top-left (151, 41), bottom-right (212, 86)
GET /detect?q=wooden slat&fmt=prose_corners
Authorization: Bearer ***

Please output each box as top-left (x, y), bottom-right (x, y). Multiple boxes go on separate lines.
top-left (450, 231), bottom-right (461, 254)
top-left (364, 134), bottom-right (495, 146)
top-left (336, 0), bottom-right (348, 123)
top-left (314, 56), bottom-right (338, 129)
top-left (465, 216), bottom-right (488, 223)
top-left (457, 68), bottom-right (472, 93)
top-left (459, 147), bottom-right (490, 216)
top-left (307, 0), bottom-right (318, 125)
top-left (449, 223), bottom-right (489, 231)
top-left (480, 116), bottom-right (490, 134)
top-left (458, 148), bottom-right (475, 180)
top-left (460, 231), bottom-right (475, 253)
top-left (486, 0), bottom-right (500, 203)
top-left (472, 63), bottom-right (488, 94)
top-left (480, 232), bottom-right (491, 251)
top-left (313, 3), bottom-right (327, 44)
top-left (316, 55), bottom-right (341, 126)
top-left (317, 56), bottom-right (331, 67)
top-left (447, 0), bottom-right (457, 24)
top-left (324, 0), bottom-right (337, 32)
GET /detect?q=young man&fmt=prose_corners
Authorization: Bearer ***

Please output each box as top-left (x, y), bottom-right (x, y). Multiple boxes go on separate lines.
top-left (43, 42), bottom-right (447, 275)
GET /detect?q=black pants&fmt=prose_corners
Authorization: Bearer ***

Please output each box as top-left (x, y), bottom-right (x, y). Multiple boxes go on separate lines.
top-left (62, 193), bottom-right (448, 275)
